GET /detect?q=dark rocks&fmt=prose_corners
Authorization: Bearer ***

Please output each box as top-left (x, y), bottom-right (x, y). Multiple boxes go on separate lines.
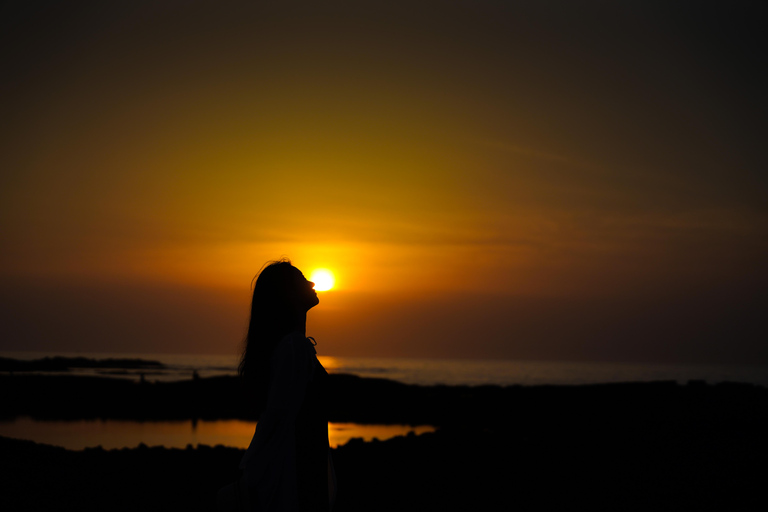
top-left (2, 376), bottom-right (767, 511)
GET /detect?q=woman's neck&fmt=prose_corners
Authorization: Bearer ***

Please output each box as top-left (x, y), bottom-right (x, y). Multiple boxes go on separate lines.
top-left (287, 311), bottom-right (307, 338)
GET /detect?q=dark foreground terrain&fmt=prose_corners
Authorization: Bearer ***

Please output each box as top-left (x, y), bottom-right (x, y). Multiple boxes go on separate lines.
top-left (1, 372), bottom-right (767, 511)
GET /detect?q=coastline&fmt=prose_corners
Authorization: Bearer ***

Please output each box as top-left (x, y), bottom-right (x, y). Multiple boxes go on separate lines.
top-left (2, 371), bottom-right (767, 426)
top-left (4, 352), bottom-right (768, 388)
top-left (3, 367), bottom-right (767, 510)
top-left (3, 394), bottom-right (766, 512)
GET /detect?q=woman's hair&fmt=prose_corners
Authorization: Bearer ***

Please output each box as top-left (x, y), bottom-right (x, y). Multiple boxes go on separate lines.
top-left (238, 259), bottom-right (298, 416)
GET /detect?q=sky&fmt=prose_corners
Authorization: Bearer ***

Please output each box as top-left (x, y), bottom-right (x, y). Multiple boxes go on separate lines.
top-left (2, 0), bottom-right (767, 364)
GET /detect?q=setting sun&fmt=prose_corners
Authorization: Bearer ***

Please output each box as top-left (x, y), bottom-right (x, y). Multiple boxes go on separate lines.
top-left (310, 269), bottom-right (335, 292)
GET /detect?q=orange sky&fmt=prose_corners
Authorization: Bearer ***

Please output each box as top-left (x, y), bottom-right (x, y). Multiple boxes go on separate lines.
top-left (2, 1), bottom-right (767, 363)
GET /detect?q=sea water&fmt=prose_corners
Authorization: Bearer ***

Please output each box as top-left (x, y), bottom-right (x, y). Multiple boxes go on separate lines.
top-left (3, 351), bottom-right (768, 387)
top-left (0, 417), bottom-right (435, 450)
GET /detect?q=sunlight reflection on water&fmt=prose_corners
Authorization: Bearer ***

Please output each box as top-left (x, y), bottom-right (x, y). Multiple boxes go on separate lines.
top-left (0, 417), bottom-right (435, 450)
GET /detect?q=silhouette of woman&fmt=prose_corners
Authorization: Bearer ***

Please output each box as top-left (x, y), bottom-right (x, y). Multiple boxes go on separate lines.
top-left (218, 260), bottom-right (336, 511)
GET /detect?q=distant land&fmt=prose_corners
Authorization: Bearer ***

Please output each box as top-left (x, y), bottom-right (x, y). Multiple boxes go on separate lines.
top-left (0, 356), bottom-right (165, 373)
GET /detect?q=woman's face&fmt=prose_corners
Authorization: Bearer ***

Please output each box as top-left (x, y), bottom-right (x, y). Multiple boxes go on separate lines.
top-left (289, 266), bottom-right (319, 311)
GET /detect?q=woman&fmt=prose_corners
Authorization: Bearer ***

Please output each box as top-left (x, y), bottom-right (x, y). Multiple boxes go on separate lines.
top-left (218, 260), bottom-right (336, 511)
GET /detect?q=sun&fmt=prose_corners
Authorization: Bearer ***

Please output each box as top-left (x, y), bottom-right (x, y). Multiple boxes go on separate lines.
top-left (309, 269), bottom-right (335, 292)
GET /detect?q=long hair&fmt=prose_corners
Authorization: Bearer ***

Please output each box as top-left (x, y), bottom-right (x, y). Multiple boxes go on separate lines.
top-left (238, 259), bottom-right (297, 417)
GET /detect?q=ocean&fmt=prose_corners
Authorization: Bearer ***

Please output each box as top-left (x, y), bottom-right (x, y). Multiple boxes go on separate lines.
top-left (3, 350), bottom-right (768, 387)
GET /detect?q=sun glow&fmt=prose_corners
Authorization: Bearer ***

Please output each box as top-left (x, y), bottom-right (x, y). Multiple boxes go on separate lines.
top-left (310, 269), bottom-right (335, 292)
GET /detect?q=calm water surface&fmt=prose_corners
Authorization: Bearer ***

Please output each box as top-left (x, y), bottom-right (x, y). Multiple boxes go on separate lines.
top-left (0, 417), bottom-right (435, 450)
top-left (4, 351), bottom-right (768, 386)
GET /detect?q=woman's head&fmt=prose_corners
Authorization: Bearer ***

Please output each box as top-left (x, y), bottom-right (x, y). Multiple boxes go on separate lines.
top-left (250, 260), bottom-right (319, 316)
top-left (239, 259), bottom-right (318, 413)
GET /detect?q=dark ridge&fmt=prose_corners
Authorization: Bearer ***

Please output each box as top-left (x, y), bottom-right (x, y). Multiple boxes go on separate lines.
top-left (3, 412), bottom-right (767, 512)
top-left (2, 373), bottom-right (767, 430)
top-left (0, 356), bottom-right (166, 372)
top-left (3, 375), bottom-right (767, 510)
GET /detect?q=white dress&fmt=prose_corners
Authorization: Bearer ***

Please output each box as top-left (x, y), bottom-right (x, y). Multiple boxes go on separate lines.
top-left (232, 331), bottom-right (336, 512)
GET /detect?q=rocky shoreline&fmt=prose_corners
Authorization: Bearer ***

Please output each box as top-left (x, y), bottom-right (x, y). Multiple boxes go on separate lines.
top-left (2, 371), bottom-right (767, 510)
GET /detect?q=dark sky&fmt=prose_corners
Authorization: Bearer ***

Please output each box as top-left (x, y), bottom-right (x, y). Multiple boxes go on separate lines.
top-left (1, 0), bottom-right (767, 363)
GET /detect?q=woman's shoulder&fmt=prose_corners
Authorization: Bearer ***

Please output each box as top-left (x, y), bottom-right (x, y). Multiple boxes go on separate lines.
top-left (272, 331), bottom-right (315, 364)
top-left (283, 330), bottom-right (309, 343)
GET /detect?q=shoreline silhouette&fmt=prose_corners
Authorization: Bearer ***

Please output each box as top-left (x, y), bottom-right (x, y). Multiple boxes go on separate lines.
top-left (2, 370), bottom-right (766, 424)
top-left (3, 369), bottom-right (767, 510)
top-left (2, 373), bottom-right (766, 512)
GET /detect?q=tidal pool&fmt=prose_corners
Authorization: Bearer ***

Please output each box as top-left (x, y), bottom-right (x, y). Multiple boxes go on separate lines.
top-left (0, 417), bottom-right (435, 450)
